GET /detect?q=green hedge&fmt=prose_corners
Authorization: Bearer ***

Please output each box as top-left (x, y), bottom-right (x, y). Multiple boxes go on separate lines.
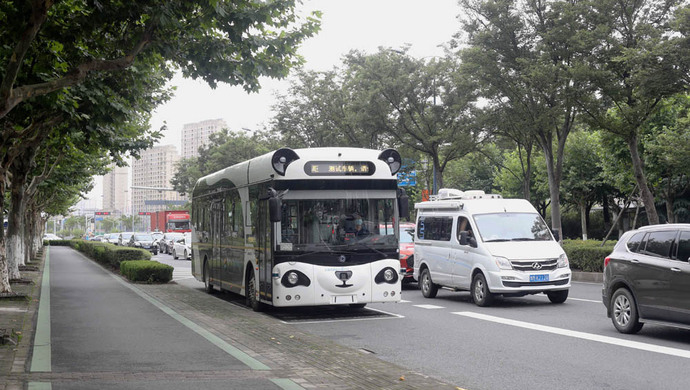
top-left (45, 239), bottom-right (70, 246)
top-left (120, 260), bottom-right (173, 283)
top-left (68, 240), bottom-right (151, 269)
top-left (562, 239), bottom-right (616, 272)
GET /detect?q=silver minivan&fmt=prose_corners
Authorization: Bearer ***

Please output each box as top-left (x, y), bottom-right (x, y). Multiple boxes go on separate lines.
top-left (413, 189), bottom-right (571, 306)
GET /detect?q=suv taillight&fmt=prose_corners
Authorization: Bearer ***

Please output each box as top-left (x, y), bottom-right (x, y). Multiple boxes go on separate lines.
top-left (604, 257), bottom-right (611, 268)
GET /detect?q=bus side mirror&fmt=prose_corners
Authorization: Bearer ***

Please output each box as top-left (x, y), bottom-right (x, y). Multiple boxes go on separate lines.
top-left (398, 189), bottom-right (409, 219)
top-left (269, 197), bottom-right (282, 223)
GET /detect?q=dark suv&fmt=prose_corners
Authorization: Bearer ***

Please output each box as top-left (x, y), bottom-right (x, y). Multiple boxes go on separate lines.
top-left (602, 224), bottom-right (690, 334)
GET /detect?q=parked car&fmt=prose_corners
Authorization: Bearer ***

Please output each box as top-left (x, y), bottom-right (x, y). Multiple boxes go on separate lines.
top-left (43, 233), bottom-right (61, 241)
top-left (160, 232), bottom-right (184, 254)
top-left (105, 233), bottom-right (120, 245)
top-left (127, 232), bottom-right (159, 255)
top-left (172, 232), bottom-right (192, 260)
top-left (118, 232), bottom-right (134, 246)
top-left (399, 223), bottom-right (416, 284)
top-left (602, 223), bottom-right (690, 334)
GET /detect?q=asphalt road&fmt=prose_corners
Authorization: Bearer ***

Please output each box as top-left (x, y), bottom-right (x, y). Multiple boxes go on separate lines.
top-left (158, 254), bottom-right (690, 390)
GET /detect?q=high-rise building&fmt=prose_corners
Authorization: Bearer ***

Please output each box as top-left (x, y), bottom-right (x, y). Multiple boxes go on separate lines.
top-left (131, 145), bottom-right (185, 214)
top-left (102, 163), bottom-right (129, 214)
top-left (181, 118), bottom-right (227, 159)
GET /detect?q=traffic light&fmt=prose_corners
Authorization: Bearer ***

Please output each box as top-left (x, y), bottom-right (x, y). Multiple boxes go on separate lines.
top-left (138, 212), bottom-right (151, 215)
top-left (95, 212), bottom-right (110, 215)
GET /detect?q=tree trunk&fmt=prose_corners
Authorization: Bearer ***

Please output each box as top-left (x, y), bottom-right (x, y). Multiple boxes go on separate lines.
top-left (7, 182), bottom-right (27, 279)
top-left (0, 178), bottom-right (11, 294)
top-left (665, 198), bottom-right (675, 224)
top-left (627, 133), bottom-right (659, 225)
top-left (542, 144), bottom-right (563, 243)
top-left (580, 201), bottom-right (588, 240)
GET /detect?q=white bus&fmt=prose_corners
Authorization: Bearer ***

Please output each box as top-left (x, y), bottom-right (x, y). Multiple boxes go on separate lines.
top-left (191, 147), bottom-right (409, 310)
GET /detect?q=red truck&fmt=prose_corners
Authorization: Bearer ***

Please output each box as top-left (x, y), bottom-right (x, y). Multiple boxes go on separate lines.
top-left (151, 210), bottom-right (191, 233)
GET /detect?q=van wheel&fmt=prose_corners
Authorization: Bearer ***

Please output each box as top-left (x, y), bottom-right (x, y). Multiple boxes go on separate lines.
top-left (203, 261), bottom-right (213, 294)
top-left (420, 268), bottom-right (438, 298)
top-left (173, 249), bottom-right (178, 259)
top-left (611, 288), bottom-right (643, 334)
top-left (471, 273), bottom-right (494, 307)
top-left (547, 289), bottom-right (568, 304)
top-left (246, 270), bottom-right (262, 312)
top-left (184, 249), bottom-right (188, 260)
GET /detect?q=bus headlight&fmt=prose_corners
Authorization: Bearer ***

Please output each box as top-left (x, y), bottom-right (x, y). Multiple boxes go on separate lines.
top-left (375, 267), bottom-right (399, 284)
top-left (280, 270), bottom-right (311, 287)
top-left (557, 253), bottom-right (569, 268)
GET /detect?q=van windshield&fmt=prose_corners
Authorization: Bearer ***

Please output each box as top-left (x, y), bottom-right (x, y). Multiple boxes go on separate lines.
top-left (474, 213), bottom-right (552, 242)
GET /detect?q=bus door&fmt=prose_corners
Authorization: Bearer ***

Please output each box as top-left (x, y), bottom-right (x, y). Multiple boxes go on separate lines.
top-left (257, 199), bottom-right (273, 303)
top-left (210, 200), bottom-right (224, 288)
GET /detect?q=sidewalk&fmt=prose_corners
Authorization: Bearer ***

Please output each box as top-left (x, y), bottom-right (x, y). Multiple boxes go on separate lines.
top-left (0, 247), bottom-right (458, 390)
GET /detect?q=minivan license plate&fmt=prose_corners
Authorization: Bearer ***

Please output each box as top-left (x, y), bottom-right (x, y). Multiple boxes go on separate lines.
top-left (530, 274), bottom-right (549, 282)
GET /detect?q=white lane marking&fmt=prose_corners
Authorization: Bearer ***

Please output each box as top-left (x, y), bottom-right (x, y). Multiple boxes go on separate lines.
top-left (453, 311), bottom-right (690, 359)
top-left (399, 299), bottom-right (412, 303)
top-left (569, 297), bottom-right (601, 303)
top-left (414, 304), bottom-right (445, 310)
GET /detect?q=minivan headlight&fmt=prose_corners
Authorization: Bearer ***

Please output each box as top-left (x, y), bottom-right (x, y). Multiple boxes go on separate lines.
top-left (494, 256), bottom-right (512, 270)
top-left (557, 253), bottom-right (569, 268)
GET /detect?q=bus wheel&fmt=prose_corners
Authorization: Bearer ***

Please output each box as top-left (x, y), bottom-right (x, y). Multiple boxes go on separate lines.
top-left (203, 261), bottom-right (213, 294)
top-left (246, 270), bottom-right (262, 312)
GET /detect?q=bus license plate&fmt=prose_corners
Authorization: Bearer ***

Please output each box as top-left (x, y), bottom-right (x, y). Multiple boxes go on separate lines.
top-left (530, 274), bottom-right (549, 282)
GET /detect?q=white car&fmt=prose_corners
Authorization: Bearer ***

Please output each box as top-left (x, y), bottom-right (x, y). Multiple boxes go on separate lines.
top-left (172, 233), bottom-right (192, 260)
top-left (43, 233), bottom-right (62, 241)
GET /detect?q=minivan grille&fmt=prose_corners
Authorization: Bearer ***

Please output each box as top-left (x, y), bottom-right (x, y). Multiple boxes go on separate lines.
top-left (510, 259), bottom-right (558, 272)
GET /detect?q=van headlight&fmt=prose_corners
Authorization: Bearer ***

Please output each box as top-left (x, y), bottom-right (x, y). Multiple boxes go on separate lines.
top-left (494, 256), bottom-right (512, 270)
top-left (557, 253), bottom-right (569, 268)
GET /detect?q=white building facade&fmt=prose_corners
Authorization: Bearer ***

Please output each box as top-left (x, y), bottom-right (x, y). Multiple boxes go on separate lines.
top-left (131, 145), bottom-right (186, 214)
top-left (102, 163), bottom-right (129, 214)
top-left (181, 118), bottom-right (227, 159)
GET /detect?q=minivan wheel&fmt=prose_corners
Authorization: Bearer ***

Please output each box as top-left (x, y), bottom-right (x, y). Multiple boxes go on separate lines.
top-left (420, 268), bottom-right (438, 298)
top-left (611, 288), bottom-right (644, 334)
top-left (471, 273), bottom-right (494, 307)
top-left (547, 289), bottom-right (568, 304)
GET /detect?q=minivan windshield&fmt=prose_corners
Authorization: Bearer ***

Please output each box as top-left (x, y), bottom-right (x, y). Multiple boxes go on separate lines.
top-left (474, 213), bottom-right (552, 242)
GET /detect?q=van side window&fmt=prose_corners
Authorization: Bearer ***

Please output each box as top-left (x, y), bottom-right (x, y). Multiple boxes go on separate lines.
top-left (675, 231), bottom-right (690, 262)
top-left (417, 216), bottom-right (453, 241)
top-left (642, 231), bottom-right (677, 258)
top-left (456, 216), bottom-right (473, 240)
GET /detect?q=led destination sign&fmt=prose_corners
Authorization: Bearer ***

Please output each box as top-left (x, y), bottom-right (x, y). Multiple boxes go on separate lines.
top-left (305, 161), bottom-right (376, 176)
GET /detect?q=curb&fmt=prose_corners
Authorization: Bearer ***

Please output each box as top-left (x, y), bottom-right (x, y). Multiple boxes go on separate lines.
top-left (572, 271), bottom-right (603, 283)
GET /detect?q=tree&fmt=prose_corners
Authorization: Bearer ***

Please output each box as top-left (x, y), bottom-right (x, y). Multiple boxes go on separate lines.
top-left (0, 0), bottom-right (320, 293)
top-left (574, 0), bottom-right (690, 225)
top-left (459, 0), bottom-right (585, 241)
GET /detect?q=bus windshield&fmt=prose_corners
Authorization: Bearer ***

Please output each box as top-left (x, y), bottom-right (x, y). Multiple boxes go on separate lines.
top-left (473, 213), bottom-right (553, 242)
top-left (279, 198), bottom-right (397, 251)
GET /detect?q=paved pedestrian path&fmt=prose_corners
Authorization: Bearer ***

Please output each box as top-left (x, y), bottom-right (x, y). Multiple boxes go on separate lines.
top-left (1, 246), bottom-right (458, 390)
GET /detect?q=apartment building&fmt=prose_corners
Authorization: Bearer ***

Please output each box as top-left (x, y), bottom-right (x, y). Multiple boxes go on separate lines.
top-left (102, 163), bottom-right (129, 214)
top-left (131, 145), bottom-right (185, 213)
top-left (181, 118), bottom-right (227, 159)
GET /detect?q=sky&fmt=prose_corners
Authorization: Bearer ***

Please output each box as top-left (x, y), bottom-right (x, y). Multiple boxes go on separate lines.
top-left (81, 0), bottom-right (464, 210)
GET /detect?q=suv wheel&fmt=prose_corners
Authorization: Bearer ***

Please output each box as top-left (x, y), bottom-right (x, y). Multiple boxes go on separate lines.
top-left (471, 273), bottom-right (494, 307)
top-left (420, 268), bottom-right (438, 298)
top-left (611, 288), bottom-right (644, 334)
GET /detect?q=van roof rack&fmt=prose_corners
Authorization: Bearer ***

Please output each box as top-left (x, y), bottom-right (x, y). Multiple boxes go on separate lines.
top-left (428, 188), bottom-right (503, 201)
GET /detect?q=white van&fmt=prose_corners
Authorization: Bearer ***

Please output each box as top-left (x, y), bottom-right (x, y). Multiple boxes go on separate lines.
top-left (413, 189), bottom-right (571, 306)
